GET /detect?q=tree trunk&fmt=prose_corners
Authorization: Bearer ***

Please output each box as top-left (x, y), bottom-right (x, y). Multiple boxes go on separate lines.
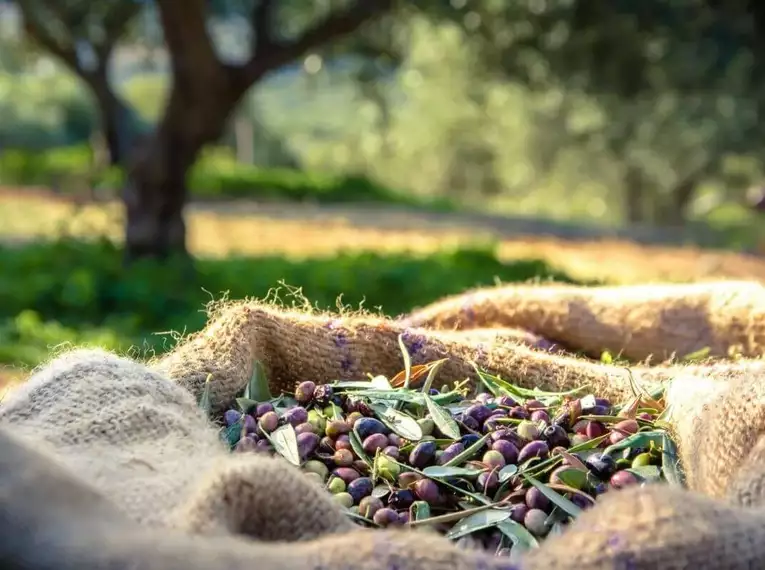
top-left (89, 76), bottom-right (134, 167)
top-left (656, 176), bottom-right (698, 226)
top-left (123, 87), bottom-right (237, 261)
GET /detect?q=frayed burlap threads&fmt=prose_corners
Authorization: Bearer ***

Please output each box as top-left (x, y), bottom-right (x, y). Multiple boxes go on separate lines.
top-left (402, 280), bottom-right (765, 362)
top-left (152, 300), bottom-right (651, 412)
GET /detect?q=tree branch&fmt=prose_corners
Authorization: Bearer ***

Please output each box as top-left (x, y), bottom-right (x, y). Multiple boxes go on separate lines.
top-left (234, 0), bottom-right (394, 88)
top-left (16, 0), bottom-right (80, 71)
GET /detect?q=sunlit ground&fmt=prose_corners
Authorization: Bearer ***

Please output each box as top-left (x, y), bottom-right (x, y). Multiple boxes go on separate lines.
top-left (4, 188), bottom-right (765, 285)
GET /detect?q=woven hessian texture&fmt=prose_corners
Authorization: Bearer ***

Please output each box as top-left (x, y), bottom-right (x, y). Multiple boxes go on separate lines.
top-left (2, 284), bottom-right (765, 569)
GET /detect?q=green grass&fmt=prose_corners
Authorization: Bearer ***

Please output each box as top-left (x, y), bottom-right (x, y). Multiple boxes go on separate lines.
top-left (0, 239), bottom-right (585, 369)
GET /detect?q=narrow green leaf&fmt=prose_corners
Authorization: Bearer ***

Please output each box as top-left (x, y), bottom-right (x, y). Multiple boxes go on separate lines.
top-left (498, 464), bottom-right (519, 483)
top-left (682, 346), bottom-right (710, 362)
top-left (349, 429), bottom-right (373, 467)
top-left (523, 474), bottom-right (583, 518)
top-left (397, 334), bottom-right (413, 389)
top-left (626, 465), bottom-right (662, 482)
top-left (198, 374), bottom-right (213, 417)
top-left (244, 361), bottom-right (272, 402)
top-left (444, 434), bottom-right (491, 467)
top-left (421, 359), bottom-right (449, 394)
top-left (661, 433), bottom-right (685, 487)
top-left (264, 424), bottom-right (300, 467)
top-left (410, 501), bottom-right (431, 521)
top-left (235, 397), bottom-right (258, 413)
top-left (603, 431), bottom-right (667, 457)
top-left (372, 484), bottom-right (391, 499)
top-left (372, 404), bottom-right (423, 441)
top-left (555, 467), bottom-right (588, 490)
top-left (221, 423), bottom-right (242, 449)
top-left (423, 394), bottom-right (461, 440)
top-left (496, 519), bottom-right (540, 551)
top-left (445, 509), bottom-right (511, 540)
top-left (331, 381), bottom-right (376, 390)
top-left (422, 466), bottom-right (483, 478)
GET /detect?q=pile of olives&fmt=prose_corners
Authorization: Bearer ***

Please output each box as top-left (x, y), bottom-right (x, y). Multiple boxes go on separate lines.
top-left (217, 373), bottom-right (680, 558)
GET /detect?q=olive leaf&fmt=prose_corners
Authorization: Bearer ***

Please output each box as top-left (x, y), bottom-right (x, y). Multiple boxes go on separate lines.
top-left (372, 404), bottom-right (423, 441)
top-left (410, 501), bottom-right (431, 521)
top-left (264, 424), bottom-right (300, 467)
top-left (397, 334), bottom-right (413, 389)
top-left (422, 466), bottom-right (483, 478)
top-left (244, 361), bottom-right (272, 402)
top-left (626, 465), bottom-right (662, 483)
top-left (349, 429), bottom-right (373, 467)
top-left (372, 484), bottom-right (392, 499)
top-left (370, 375), bottom-right (393, 390)
top-left (496, 519), bottom-right (540, 551)
top-left (445, 509), bottom-right (512, 540)
top-left (221, 423), bottom-right (242, 449)
top-left (423, 394), bottom-right (461, 440)
top-left (661, 433), bottom-right (686, 486)
top-left (554, 467), bottom-right (588, 489)
top-left (523, 474), bottom-right (583, 518)
top-left (421, 359), bottom-right (449, 394)
top-left (498, 464), bottom-right (519, 483)
top-left (235, 397), bottom-right (258, 414)
top-left (444, 434), bottom-right (491, 467)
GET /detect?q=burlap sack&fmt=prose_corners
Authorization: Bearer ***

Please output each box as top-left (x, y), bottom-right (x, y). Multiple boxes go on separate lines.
top-left (2, 300), bottom-right (765, 569)
top-left (402, 280), bottom-right (765, 362)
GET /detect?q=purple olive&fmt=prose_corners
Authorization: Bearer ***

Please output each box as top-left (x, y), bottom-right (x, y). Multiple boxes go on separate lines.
top-left (242, 414), bottom-right (257, 433)
top-left (461, 415), bottom-right (480, 431)
top-left (334, 434), bottom-right (351, 450)
top-left (543, 424), bottom-right (570, 448)
top-left (332, 467), bottom-right (361, 484)
top-left (491, 440), bottom-right (519, 464)
top-left (224, 409), bottom-right (242, 427)
top-left (354, 417), bottom-right (389, 440)
top-left (525, 400), bottom-right (546, 412)
top-left (297, 432), bottom-right (320, 460)
top-left (496, 395), bottom-right (517, 407)
top-left (294, 422), bottom-right (315, 435)
top-left (397, 511), bottom-right (411, 525)
top-left (517, 441), bottom-right (550, 464)
top-left (510, 504), bottom-right (528, 523)
top-left (373, 507), bottom-right (401, 527)
top-left (483, 418), bottom-right (503, 433)
top-left (525, 487), bottom-right (552, 512)
top-left (409, 441), bottom-right (437, 469)
top-left (489, 408), bottom-right (508, 418)
top-left (382, 446), bottom-right (400, 460)
top-left (530, 410), bottom-right (550, 424)
top-left (477, 470), bottom-right (499, 493)
top-left (388, 489), bottom-right (416, 510)
top-left (437, 442), bottom-right (465, 465)
top-left (347, 477), bottom-right (374, 503)
top-left (610, 470), bottom-right (640, 489)
top-left (255, 402), bottom-right (274, 418)
top-left (464, 404), bottom-right (493, 426)
top-left (508, 406), bottom-right (530, 420)
top-left (388, 433), bottom-right (402, 447)
top-left (586, 421), bottom-right (607, 439)
top-left (313, 384), bottom-right (335, 406)
top-left (362, 433), bottom-right (389, 455)
top-left (413, 479), bottom-right (441, 504)
top-left (255, 439), bottom-right (272, 453)
top-left (283, 406), bottom-right (309, 427)
top-left (234, 434), bottom-right (259, 453)
top-left (295, 381), bottom-right (316, 404)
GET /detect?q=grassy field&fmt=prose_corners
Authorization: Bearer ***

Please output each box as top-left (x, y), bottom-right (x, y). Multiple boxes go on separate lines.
top-left (4, 189), bottom-right (765, 285)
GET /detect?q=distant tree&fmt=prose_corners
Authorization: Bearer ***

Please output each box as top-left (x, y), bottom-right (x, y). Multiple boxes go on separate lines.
top-left (15, 0), bottom-right (141, 165)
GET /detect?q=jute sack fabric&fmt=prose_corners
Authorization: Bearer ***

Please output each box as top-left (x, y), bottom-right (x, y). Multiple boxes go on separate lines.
top-left (1, 300), bottom-right (765, 569)
top-left (401, 280), bottom-right (765, 362)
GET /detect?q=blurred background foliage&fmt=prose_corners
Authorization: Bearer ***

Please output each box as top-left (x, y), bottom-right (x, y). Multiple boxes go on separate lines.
top-left (3, 0), bottom-right (765, 373)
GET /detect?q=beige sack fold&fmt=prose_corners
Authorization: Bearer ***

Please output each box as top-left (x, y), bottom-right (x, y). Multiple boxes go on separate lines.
top-left (3, 300), bottom-right (765, 569)
top-left (401, 280), bottom-right (765, 362)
